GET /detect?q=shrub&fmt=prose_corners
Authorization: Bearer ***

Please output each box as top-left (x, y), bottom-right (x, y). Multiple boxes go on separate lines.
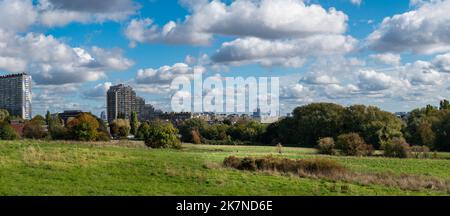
top-left (411, 145), bottom-right (431, 159)
top-left (49, 125), bottom-right (69, 140)
top-left (336, 133), bottom-right (374, 156)
top-left (223, 156), bottom-right (346, 176)
top-left (23, 121), bottom-right (48, 139)
top-left (0, 109), bottom-right (9, 122)
top-left (66, 113), bottom-right (100, 141)
top-left (223, 156), bottom-right (241, 168)
top-left (317, 137), bottom-right (336, 155)
top-left (383, 137), bottom-right (411, 158)
top-left (135, 122), bottom-right (150, 140)
top-left (191, 129), bottom-right (202, 144)
top-left (110, 119), bottom-right (130, 138)
top-left (144, 121), bottom-right (181, 149)
top-left (0, 121), bottom-right (18, 140)
top-left (96, 131), bottom-right (111, 141)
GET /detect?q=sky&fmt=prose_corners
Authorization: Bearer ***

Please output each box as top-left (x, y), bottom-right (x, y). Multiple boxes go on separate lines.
top-left (1, 0), bottom-right (450, 117)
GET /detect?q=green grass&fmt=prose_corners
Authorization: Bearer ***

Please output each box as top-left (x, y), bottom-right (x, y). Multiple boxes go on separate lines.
top-left (0, 140), bottom-right (449, 196)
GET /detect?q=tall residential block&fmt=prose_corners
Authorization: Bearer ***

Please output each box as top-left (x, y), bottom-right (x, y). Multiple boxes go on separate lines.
top-left (106, 84), bottom-right (144, 123)
top-left (0, 73), bottom-right (32, 120)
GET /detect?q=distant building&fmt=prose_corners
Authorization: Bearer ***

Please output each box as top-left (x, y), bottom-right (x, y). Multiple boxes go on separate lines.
top-left (100, 111), bottom-right (107, 122)
top-left (0, 73), bottom-right (32, 120)
top-left (107, 84), bottom-right (144, 123)
top-left (158, 112), bottom-right (193, 126)
top-left (139, 104), bottom-right (163, 121)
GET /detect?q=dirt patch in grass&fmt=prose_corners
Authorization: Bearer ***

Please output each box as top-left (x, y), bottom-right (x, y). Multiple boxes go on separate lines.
top-left (224, 156), bottom-right (450, 193)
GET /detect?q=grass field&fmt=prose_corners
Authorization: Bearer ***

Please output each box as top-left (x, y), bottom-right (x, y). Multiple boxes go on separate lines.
top-left (1, 140), bottom-right (450, 196)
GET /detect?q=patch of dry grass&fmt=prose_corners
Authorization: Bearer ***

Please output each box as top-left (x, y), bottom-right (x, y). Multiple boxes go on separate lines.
top-left (224, 155), bottom-right (450, 193)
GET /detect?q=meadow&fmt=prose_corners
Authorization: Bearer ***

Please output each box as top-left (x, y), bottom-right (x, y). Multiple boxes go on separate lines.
top-left (1, 140), bottom-right (450, 196)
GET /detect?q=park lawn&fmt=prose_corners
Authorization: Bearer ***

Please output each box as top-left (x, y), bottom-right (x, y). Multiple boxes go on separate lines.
top-left (0, 140), bottom-right (449, 196)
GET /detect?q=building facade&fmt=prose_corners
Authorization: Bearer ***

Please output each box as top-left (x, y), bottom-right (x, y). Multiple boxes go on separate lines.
top-left (107, 84), bottom-right (145, 123)
top-left (0, 73), bottom-right (32, 119)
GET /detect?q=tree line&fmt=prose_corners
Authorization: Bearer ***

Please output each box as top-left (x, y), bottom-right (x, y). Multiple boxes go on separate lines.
top-left (2, 100), bottom-right (450, 152)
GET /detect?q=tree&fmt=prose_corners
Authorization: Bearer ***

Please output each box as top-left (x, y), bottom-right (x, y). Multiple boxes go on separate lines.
top-left (23, 121), bottom-right (47, 139)
top-left (130, 111), bottom-right (139, 135)
top-left (382, 137), bottom-right (411, 158)
top-left (48, 114), bottom-right (68, 140)
top-left (45, 111), bottom-right (51, 125)
top-left (336, 133), bottom-right (374, 156)
top-left (342, 105), bottom-right (404, 149)
top-left (66, 113), bottom-right (100, 141)
top-left (178, 118), bottom-right (208, 143)
top-left (31, 115), bottom-right (46, 125)
top-left (0, 109), bottom-right (9, 122)
top-left (404, 106), bottom-right (447, 150)
top-left (440, 99), bottom-right (450, 110)
top-left (144, 121), bottom-right (181, 149)
top-left (136, 122), bottom-right (150, 140)
top-left (0, 121), bottom-right (18, 140)
top-left (110, 119), bottom-right (130, 138)
top-left (292, 103), bottom-right (345, 147)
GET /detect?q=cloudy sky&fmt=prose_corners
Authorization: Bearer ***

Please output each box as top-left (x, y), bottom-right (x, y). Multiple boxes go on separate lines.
top-left (1, 0), bottom-right (450, 116)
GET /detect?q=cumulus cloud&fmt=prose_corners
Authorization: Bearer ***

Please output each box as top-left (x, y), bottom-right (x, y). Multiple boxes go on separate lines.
top-left (357, 70), bottom-right (410, 92)
top-left (126, 0), bottom-right (348, 45)
top-left (300, 74), bottom-right (340, 85)
top-left (367, 0), bottom-right (450, 54)
top-left (0, 0), bottom-right (37, 32)
top-left (82, 82), bottom-right (112, 99)
top-left (38, 0), bottom-right (139, 27)
top-left (0, 30), bottom-right (134, 85)
top-left (135, 63), bottom-right (205, 85)
top-left (369, 53), bottom-right (401, 66)
top-left (211, 35), bottom-right (356, 67)
top-left (125, 0), bottom-right (354, 67)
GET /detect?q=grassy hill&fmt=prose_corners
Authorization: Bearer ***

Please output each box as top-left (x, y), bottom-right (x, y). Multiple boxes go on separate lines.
top-left (1, 140), bottom-right (450, 195)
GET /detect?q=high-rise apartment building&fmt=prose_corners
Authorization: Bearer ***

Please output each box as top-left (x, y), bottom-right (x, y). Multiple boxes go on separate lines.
top-left (0, 73), bottom-right (32, 120)
top-left (106, 84), bottom-right (145, 123)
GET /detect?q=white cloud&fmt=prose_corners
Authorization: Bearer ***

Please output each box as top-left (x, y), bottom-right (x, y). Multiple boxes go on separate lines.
top-left (357, 70), bottom-right (410, 92)
top-left (300, 74), bottom-right (340, 85)
top-left (211, 35), bottom-right (357, 67)
top-left (433, 52), bottom-right (450, 72)
top-left (0, 31), bottom-right (134, 85)
top-left (0, 0), bottom-right (37, 32)
top-left (369, 53), bottom-right (401, 66)
top-left (135, 63), bottom-right (205, 85)
top-left (82, 82), bottom-right (112, 99)
top-left (38, 0), bottom-right (139, 27)
top-left (367, 0), bottom-right (450, 54)
top-left (125, 0), bottom-right (348, 46)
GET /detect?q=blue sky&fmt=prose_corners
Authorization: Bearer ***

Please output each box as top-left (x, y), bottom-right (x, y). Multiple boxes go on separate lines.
top-left (1, 0), bottom-right (450, 117)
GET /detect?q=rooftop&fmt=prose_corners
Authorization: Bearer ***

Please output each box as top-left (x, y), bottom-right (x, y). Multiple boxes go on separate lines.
top-left (0, 73), bottom-right (29, 79)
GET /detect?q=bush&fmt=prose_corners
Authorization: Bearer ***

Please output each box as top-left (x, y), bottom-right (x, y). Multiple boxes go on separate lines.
top-left (317, 137), bottom-right (336, 155)
top-left (96, 131), bottom-right (111, 141)
top-left (0, 109), bottom-right (9, 122)
top-left (66, 113), bottom-right (100, 141)
top-left (144, 121), bottom-right (181, 149)
top-left (223, 156), bottom-right (346, 176)
top-left (383, 138), bottom-right (411, 158)
top-left (191, 130), bottom-right (202, 144)
top-left (0, 121), bottom-right (18, 140)
top-left (411, 145), bottom-right (431, 159)
top-left (336, 133), bottom-right (374, 156)
top-left (23, 121), bottom-right (48, 139)
top-left (135, 122), bottom-right (150, 140)
top-left (110, 119), bottom-right (130, 138)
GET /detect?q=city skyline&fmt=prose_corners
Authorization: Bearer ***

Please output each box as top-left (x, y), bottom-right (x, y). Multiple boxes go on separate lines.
top-left (0, 0), bottom-right (450, 117)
